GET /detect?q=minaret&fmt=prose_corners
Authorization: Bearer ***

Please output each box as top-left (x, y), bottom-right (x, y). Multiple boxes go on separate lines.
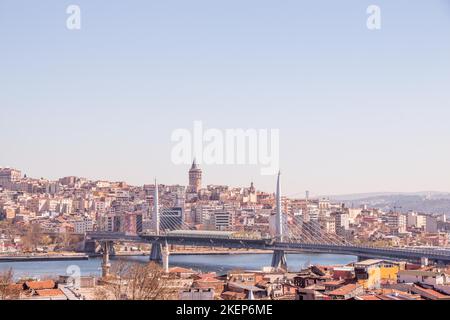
top-left (154, 179), bottom-right (160, 235)
top-left (101, 242), bottom-right (111, 278)
top-left (162, 241), bottom-right (170, 273)
top-left (276, 171), bottom-right (283, 241)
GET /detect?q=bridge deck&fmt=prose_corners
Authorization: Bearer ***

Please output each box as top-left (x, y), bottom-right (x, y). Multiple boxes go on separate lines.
top-left (85, 232), bottom-right (450, 263)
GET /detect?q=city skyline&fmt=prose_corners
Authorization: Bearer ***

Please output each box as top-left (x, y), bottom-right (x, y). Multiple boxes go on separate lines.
top-left (3, 0), bottom-right (450, 306)
top-left (1, 1), bottom-right (450, 195)
top-left (2, 153), bottom-right (450, 302)
top-left (2, 163), bottom-right (450, 199)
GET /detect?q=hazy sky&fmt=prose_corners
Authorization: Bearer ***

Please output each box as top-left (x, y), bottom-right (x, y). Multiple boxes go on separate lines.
top-left (1, 0), bottom-right (450, 196)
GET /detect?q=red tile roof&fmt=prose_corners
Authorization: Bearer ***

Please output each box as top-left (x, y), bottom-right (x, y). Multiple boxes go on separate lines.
top-left (411, 285), bottom-right (450, 300)
top-left (195, 277), bottom-right (223, 283)
top-left (35, 289), bottom-right (65, 297)
top-left (328, 284), bottom-right (361, 296)
top-left (356, 295), bottom-right (382, 300)
top-left (25, 280), bottom-right (55, 290)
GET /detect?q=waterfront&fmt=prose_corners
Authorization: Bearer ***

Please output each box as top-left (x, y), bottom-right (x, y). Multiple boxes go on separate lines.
top-left (0, 253), bottom-right (356, 280)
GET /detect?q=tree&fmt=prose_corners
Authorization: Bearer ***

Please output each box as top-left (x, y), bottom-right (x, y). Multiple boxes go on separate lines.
top-left (41, 235), bottom-right (53, 246)
top-left (93, 287), bottom-right (110, 300)
top-left (0, 268), bottom-right (20, 300)
top-left (98, 261), bottom-right (174, 300)
top-left (127, 262), bottom-right (173, 300)
top-left (103, 260), bottom-right (132, 300)
top-left (54, 231), bottom-right (82, 251)
top-left (21, 224), bottom-right (43, 251)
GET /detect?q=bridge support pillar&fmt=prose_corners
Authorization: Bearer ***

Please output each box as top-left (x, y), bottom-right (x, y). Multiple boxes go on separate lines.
top-left (83, 240), bottom-right (97, 254)
top-left (101, 241), bottom-right (111, 278)
top-left (271, 250), bottom-right (287, 271)
top-left (149, 242), bottom-right (162, 263)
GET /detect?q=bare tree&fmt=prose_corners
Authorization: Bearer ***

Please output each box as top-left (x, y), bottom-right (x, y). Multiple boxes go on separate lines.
top-left (127, 262), bottom-right (173, 300)
top-left (98, 261), bottom-right (173, 300)
top-left (103, 260), bottom-right (132, 300)
top-left (21, 224), bottom-right (43, 252)
top-left (93, 287), bottom-right (110, 300)
top-left (0, 268), bottom-right (20, 300)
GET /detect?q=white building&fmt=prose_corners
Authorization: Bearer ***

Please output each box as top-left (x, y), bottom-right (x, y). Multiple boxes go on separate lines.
top-left (334, 212), bottom-right (349, 235)
top-left (397, 270), bottom-right (448, 286)
top-left (179, 289), bottom-right (214, 300)
top-left (386, 212), bottom-right (406, 234)
top-left (213, 211), bottom-right (234, 231)
top-left (416, 214), bottom-right (427, 229)
top-left (407, 212), bottom-right (418, 228)
top-left (0, 168), bottom-right (21, 186)
top-left (73, 218), bottom-right (94, 234)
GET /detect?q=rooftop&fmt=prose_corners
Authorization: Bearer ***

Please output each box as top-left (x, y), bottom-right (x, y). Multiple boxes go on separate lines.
top-left (398, 270), bottom-right (444, 277)
top-left (355, 295), bottom-right (383, 301)
top-left (411, 285), bottom-right (450, 300)
top-left (35, 289), bottom-right (65, 297)
top-left (327, 284), bottom-right (361, 296)
top-left (169, 267), bottom-right (197, 274)
top-left (24, 280), bottom-right (55, 290)
top-left (354, 259), bottom-right (385, 267)
top-left (228, 282), bottom-right (266, 292)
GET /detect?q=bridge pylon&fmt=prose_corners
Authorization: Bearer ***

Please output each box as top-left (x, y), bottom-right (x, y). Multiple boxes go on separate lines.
top-left (271, 171), bottom-right (287, 271)
top-left (271, 249), bottom-right (287, 271)
top-left (153, 179), bottom-right (160, 235)
top-left (149, 179), bottom-right (163, 262)
top-left (149, 242), bottom-right (162, 263)
top-left (101, 241), bottom-right (112, 278)
top-left (275, 171), bottom-right (283, 242)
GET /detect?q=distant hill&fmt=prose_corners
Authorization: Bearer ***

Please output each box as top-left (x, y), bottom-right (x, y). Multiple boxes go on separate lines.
top-left (325, 192), bottom-right (450, 215)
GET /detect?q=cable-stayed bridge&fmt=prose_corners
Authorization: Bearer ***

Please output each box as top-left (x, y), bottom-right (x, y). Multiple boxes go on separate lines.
top-left (86, 173), bottom-right (450, 277)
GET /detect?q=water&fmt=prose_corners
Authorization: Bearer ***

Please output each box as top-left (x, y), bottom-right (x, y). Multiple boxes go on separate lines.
top-left (0, 253), bottom-right (356, 280)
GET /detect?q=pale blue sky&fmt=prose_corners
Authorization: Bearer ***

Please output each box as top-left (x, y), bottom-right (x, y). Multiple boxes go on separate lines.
top-left (1, 0), bottom-right (450, 195)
